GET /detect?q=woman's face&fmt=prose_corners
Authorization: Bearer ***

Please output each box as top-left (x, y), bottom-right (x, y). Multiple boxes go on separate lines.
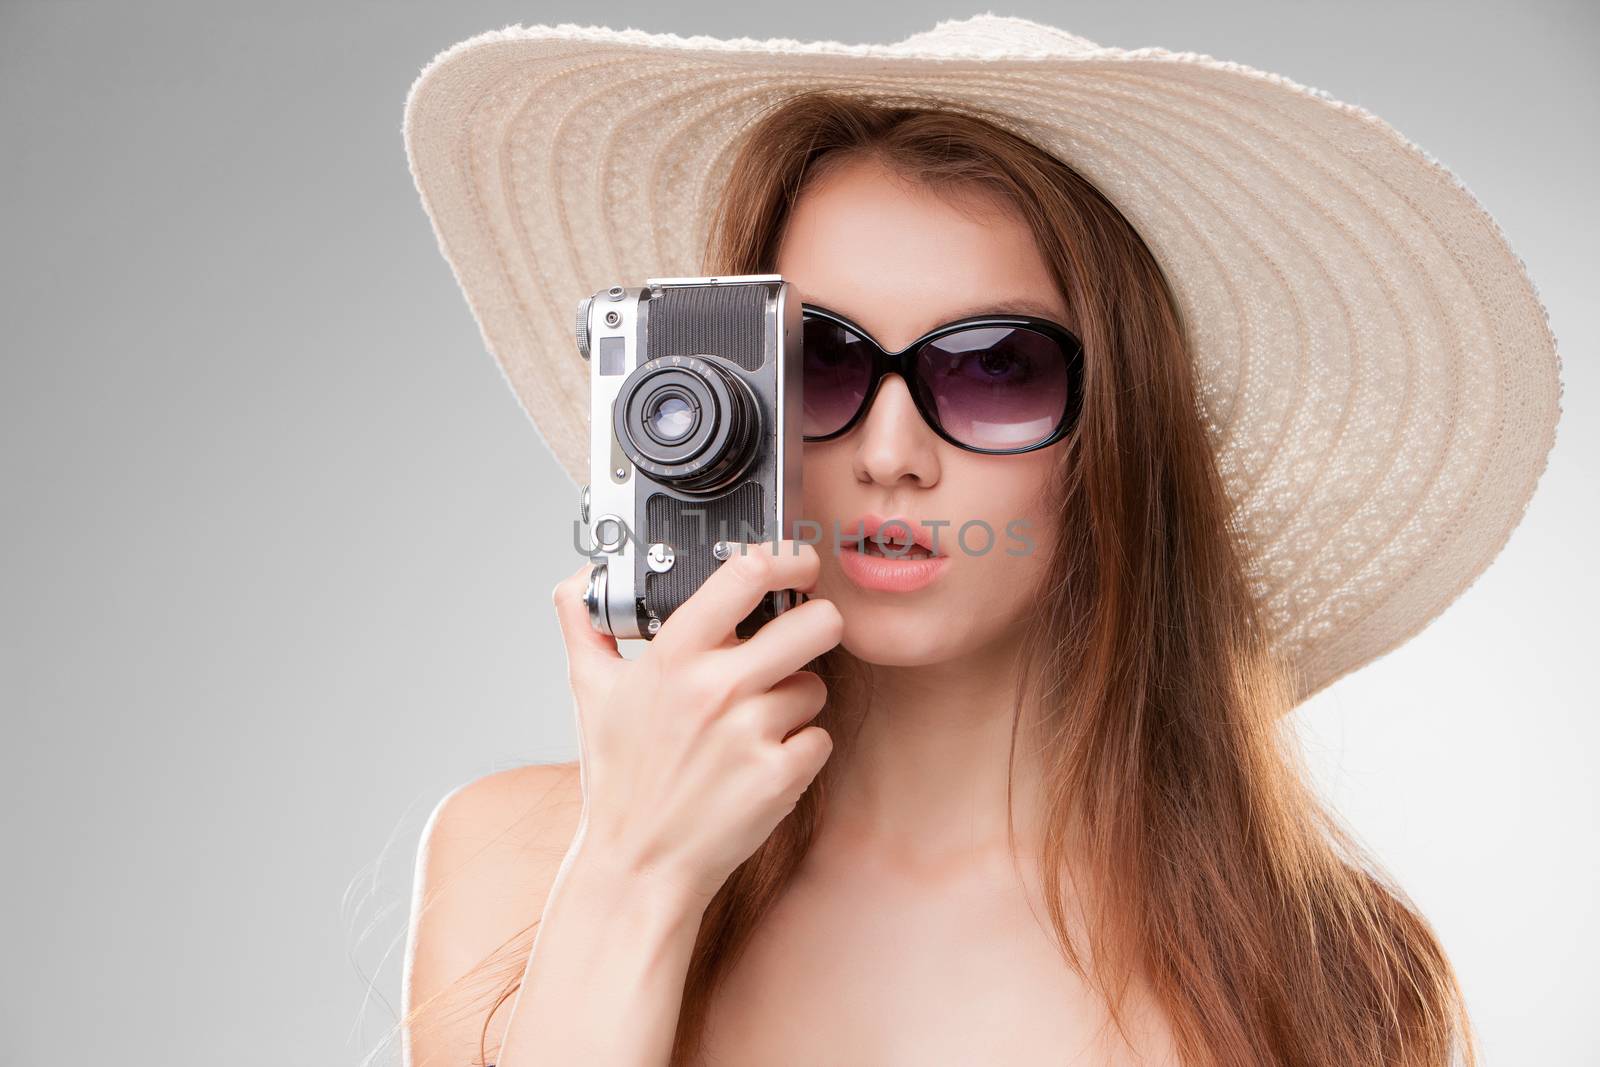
top-left (775, 154), bottom-right (1073, 668)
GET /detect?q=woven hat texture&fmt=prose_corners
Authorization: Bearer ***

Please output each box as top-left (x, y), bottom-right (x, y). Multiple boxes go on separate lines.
top-left (402, 13), bottom-right (1564, 706)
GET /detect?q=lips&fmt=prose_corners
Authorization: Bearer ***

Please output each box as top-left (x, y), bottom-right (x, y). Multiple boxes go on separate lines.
top-left (838, 513), bottom-right (945, 560)
top-left (834, 513), bottom-right (952, 593)
top-left (838, 511), bottom-right (934, 556)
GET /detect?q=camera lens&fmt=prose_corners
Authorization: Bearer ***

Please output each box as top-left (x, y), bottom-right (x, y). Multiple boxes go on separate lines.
top-left (614, 357), bottom-right (760, 492)
top-left (643, 390), bottom-right (698, 443)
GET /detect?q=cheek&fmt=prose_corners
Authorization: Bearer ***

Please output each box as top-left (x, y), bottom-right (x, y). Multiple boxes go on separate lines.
top-left (943, 473), bottom-right (1058, 614)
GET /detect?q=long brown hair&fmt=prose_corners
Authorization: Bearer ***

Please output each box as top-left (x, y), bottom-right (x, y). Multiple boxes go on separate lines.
top-left (428, 87), bottom-right (1478, 1067)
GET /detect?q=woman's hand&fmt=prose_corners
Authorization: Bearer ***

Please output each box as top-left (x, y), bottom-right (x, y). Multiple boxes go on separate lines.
top-left (550, 539), bottom-right (842, 908)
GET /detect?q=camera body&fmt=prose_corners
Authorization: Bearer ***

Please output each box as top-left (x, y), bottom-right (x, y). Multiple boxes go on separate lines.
top-left (576, 274), bottom-right (805, 640)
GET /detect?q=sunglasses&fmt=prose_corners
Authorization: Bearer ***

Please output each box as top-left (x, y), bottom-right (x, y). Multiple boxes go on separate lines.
top-left (801, 303), bottom-right (1085, 455)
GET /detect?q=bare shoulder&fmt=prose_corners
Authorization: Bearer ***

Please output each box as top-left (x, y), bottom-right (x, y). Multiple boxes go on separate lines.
top-left (420, 759), bottom-right (584, 877)
top-left (403, 760), bottom-right (584, 1063)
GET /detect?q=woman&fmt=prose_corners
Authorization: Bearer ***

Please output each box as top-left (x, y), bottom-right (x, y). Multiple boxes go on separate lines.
top-left (396, 16), bottom-right (1562, 1067)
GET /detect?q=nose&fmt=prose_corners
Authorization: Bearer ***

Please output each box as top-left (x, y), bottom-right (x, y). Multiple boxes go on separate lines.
top-left (850, 372), bottom-right (941, 488)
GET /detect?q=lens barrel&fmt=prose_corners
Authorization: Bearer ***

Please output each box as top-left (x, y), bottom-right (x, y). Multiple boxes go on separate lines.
top-left (613, 357), bottom-right (761, 492)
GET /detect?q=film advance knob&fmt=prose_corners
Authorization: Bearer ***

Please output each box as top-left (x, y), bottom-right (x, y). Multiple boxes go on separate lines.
top-left (575, 296), bottom-right (594, 360)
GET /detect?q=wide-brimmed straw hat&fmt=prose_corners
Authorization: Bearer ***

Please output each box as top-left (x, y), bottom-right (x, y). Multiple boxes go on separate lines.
top-left (401, 12), bottom-right (1563, 706)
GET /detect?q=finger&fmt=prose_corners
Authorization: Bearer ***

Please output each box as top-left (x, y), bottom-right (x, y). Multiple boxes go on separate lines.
top-left (653, 539), bottom-right (821, 656)
top-left (551, 560), bottom-right (624, 690)
top-left (721, 597), bottom-right (843, 700)
top-left (736, 670), bottom-right (830, 744)
top-left (775, 724), bottom-right (834, 791)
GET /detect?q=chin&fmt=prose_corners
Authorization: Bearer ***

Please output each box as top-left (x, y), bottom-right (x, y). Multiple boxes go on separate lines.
top-left (827, 592), bottom-right (972, 666)
top-left (839, 628), bottom-right (957, 667)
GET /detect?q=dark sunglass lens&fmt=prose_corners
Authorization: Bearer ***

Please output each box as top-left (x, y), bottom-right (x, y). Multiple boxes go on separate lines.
top-left (802, 316), bottom-right (875, 438)
top-left (914, 327), bottom-right (1071, 450)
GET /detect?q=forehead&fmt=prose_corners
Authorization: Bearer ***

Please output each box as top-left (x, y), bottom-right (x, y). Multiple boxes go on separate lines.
top-left (774, 155), bottom-right (1072, 340)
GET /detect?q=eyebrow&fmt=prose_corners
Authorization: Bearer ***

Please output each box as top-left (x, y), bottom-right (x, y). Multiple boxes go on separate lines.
top-left (806, 298), bottom-right (1071, 338)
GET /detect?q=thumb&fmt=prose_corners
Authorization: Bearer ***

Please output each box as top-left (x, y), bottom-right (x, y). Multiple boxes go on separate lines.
top-left (551, 559), bottom-right (624, 693)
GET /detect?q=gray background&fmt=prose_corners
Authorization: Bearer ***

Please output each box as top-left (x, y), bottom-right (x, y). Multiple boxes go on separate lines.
top-left (2, 1), bottom-right (1593, 1064)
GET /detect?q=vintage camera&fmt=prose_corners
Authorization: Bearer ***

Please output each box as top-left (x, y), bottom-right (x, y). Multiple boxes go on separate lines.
top-left (575, 274), bottom-right (806, 640)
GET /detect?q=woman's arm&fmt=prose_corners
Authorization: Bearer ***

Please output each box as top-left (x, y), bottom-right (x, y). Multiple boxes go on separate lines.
top-left (405, 547), bottom-right (838, 1064)
top-left (402, 761), bottom-right (707, 1067)
top-left (496, 830), bottom-right (708, 1065)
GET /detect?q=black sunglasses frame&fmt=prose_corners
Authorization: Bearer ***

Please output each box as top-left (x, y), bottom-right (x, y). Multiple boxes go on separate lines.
top-left (800, 303), bottom-right (1086, 455)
